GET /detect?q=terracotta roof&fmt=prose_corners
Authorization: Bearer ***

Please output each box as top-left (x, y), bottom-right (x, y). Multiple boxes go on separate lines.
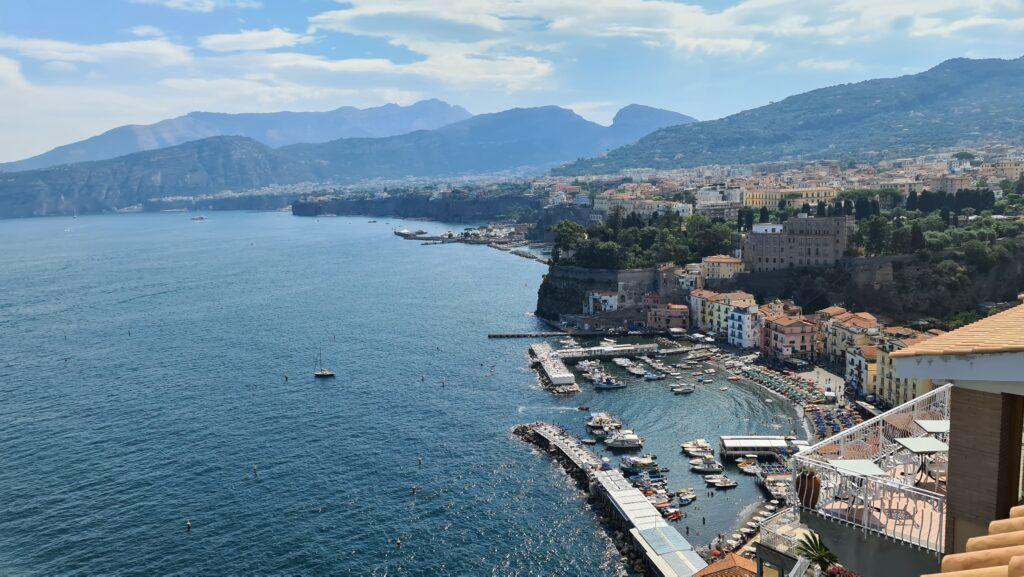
top-left (667, 304), bottom-right (689, 311)
top-left (818, 305), bottom-right (848, 316)
top-left (694, 553), bottom-right (756, 577)
top-left (690, 289), bottom-right (719, 299)
top-left (893, 304), bottom-right (1024, 358)
top-left (703, 255), bottom-right (742, 263)
top-left (771, 314), bottom-right (812, 327)
top-left (835, 311), bottom-right (879, 329)
top-left (884, 326), bottom-right (919, 338)
top-left (860, 345), bottom-right (879, 360)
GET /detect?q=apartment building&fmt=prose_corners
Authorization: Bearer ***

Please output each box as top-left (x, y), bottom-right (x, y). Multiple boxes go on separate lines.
top-left (727, 305), bottom-right (760, 349)
top-left (764, 314), bottom-right (815, 360)
top-left (647, 303), bottom-right (690, 331)
top-left (701, 254), bottom-right (744, 280)
top-left (845, 344), bottom-right (878, 399)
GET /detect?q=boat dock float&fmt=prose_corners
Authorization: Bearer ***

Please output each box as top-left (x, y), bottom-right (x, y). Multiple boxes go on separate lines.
top-left (515, 423), bottom-right (707, 577)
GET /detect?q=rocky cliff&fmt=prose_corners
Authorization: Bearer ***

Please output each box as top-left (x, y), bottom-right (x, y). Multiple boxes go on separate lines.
top-left (535, 265), bottom-right (659, 320)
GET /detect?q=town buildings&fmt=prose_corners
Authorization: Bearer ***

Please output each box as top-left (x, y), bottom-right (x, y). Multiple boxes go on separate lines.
top-left (727, 305), bottom-right (759, 349)
top-left (822, 309), bottom-right (879, 366)
top-left (874, 326), bottom-right (937, 407)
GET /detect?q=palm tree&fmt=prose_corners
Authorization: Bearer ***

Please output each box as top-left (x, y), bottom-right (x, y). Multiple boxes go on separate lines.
top-left (796, 531), bottom-right (838, 572)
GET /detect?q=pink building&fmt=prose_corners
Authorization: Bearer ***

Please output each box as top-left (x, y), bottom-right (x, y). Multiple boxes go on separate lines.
top-left (648, 304), bottom-right (690, 331)
top-left (765, 314), bottom-right (815, 360)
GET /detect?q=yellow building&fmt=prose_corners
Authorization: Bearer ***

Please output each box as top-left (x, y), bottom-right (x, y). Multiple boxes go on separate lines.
top-left (743, 187), bottom-right (839, 209)
top-left (701, 255), bottom-right (744, 280)
top-left (875, 326), bottom-right (937, 407)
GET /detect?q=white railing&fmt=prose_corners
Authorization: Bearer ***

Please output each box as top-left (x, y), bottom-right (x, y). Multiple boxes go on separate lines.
top-left (759, 507), bottom-right (803, 556)
top-left (793, 384), bottom-right (951, 552)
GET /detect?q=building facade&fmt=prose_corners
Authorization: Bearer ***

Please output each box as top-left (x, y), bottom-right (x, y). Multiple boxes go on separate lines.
top-left (741, 216), bottom-right (850, 272)
top-left (701, 254), bottom-right (744, 280)
top-left (647, 303), bottom-right (690, 331)
top-left (764, 315), bottom-right (816, 360)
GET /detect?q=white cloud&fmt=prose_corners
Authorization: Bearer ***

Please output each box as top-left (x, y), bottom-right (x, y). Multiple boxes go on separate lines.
top-left (129, 25), bottom-right (165, 38)
top-left (0, 55), bottom-right (29, 89)
top-left (199, 28), bottom-right (314, 52)
top-left (42, 60), bottom-right (79, 73)
top-left (0, 35), bottom-right (191, 66)
top-left (130, 0), bottom-right (260, 12)
top-left (798, 58), bottom-right (858, 71)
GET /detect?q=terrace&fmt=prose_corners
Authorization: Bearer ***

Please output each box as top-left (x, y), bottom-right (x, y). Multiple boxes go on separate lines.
top-left (793, 384), bottom-right (951, 553)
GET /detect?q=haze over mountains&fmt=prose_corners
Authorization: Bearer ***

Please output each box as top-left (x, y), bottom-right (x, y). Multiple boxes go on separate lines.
top-left (557, 56), bottom-right (1024, 175)
top-left (0, 99), bottom-right (472, 172)
top-left (2, 55), bottom-right (1023, 219)
top-left (0, 104), bottom-right (695, 218)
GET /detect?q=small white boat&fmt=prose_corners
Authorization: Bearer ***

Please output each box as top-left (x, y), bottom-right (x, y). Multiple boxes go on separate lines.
top-left (606, 429), bottom-right (644, 450)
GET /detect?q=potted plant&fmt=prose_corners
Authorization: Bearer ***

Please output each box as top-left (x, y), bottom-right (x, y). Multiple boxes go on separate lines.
top-left (796, 532), bottom-right (838, 573)
top-left (795, 466), bottom-right (821, 508)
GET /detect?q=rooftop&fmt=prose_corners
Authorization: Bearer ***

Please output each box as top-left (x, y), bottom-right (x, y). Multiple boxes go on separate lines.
top-left (818, 305), bottom-right (848, 317)
top-left (892, 303), bottom-right (1024, 358)
top-left (693, 553), bottom-right (756, 577)
top-left (703, 255), bottom-right (742, 264)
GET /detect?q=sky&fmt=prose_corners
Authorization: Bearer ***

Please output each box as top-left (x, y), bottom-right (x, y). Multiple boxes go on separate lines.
top-left (1, 0), bottom-right (1023, 162)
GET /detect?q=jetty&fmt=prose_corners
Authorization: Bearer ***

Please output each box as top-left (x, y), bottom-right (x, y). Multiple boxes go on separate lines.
top-left (516, 423), bottom-right (707, 577)
top-left (528, 343), bottom-right (578, 392)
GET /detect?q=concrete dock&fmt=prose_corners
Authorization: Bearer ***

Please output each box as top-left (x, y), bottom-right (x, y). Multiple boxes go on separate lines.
top-left (516, 423), bottom-right (707, 577)
top-left (528, 343), bottom-right (576, 387)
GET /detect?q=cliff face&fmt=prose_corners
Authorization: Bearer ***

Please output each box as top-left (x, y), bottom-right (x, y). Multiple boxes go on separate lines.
top-left (535, 265), bottom-right (658, 320)
top-left (291, 194), bottom-right (542, 223)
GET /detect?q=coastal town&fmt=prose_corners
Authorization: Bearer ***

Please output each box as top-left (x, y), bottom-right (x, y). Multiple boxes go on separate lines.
top-left (426, 145), bottom-right (1024, 577)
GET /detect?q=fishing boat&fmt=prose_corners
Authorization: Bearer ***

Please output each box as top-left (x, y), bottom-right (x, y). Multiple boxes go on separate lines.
top-left (671, 383), bottom-right (695, 395)
top-left (605, 429), bottom-right (644, 450)
top-left (728, 375), bottom-right (741, 381)
top-left (663, 508), bottom-right (683, 521)
top-left (313, 347), bottom-right (335, 379)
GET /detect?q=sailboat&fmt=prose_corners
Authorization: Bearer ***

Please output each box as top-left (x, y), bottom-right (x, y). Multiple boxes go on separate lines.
top-left (313, 346), bottom-right (335, 379)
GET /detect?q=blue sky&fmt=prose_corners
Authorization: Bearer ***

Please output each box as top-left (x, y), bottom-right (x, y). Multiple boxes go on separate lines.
top-left (1, 0), bottom-right (1023, 162)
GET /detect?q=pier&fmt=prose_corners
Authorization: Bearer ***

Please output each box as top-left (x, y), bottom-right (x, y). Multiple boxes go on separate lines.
top-left (528, 343), bottom-right (577, 389)
top-left (516, 423), bottom-right (707, 577)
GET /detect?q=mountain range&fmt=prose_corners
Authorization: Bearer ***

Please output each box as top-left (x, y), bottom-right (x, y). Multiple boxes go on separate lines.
top-left (0, 104), bottom-right (695, 218)
top-left (0, 99), bottom-right (472, 172)
top-left (556, 56), bottom-right (1024, 175)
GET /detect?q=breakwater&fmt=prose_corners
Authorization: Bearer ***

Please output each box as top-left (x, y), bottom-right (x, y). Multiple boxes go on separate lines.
top-left (515, 423), bottom-right (707, 577)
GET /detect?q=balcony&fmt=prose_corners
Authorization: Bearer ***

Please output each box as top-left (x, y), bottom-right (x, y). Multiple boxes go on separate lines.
top-left (792, 384), bottom-right (951, 553)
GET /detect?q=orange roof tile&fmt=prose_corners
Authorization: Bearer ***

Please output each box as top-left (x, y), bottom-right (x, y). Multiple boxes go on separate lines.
top-left (819, 305), bottom-right (848, 316)
top-left (893, 304), bottom-right (1024, 358)
top-left (694, 553), bottom-right (756, 577)
top-left (703, 255), bottom-right (742, 263)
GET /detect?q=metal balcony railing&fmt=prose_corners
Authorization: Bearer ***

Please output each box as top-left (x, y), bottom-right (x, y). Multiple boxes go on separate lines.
top-left (793, 384), bottom-right (951, 552)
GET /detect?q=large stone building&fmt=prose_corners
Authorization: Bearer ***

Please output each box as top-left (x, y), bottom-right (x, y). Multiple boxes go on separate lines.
top-left (701, 254), bottom-right (744, 280)
top-left (741, 216), bottom-right (850, 272)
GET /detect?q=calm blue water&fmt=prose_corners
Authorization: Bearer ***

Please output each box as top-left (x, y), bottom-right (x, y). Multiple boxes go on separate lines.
top-left (0, 212), bottom-right (800, 576)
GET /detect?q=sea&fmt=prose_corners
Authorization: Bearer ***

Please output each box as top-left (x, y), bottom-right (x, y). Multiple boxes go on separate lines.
top-left (0, 212), bottom-right (802, 576)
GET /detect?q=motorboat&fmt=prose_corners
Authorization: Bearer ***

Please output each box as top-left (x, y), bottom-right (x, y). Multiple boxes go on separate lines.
top-left (586, 412), bottom-right (622, 430)
top-left (680, 439), bottom-right (713, 456)
top-left (644, 372), bottom-right (666, 381)
top-left (728, 375), bottom-right (741, 381)
top-left (714, 477), bottom-right (739, 489)
top-left (626, 366), bottom-right (647, 377)
top-left (676, 488), bottom-right (697, 505)
top-left (605, 429), bottom-right (644, 450)
top-left (690, 456), bottom-right (724, 473)
top-left (720, 386), bottom-right (730, 391)
top-left (672, 383), bottom-right (695, 395)
top-left (620, 454), bottom-right (659, 474)
top-left (704, 474), bottom-right (726, 485)
top-left (594, 377), bottom-right (627, 390)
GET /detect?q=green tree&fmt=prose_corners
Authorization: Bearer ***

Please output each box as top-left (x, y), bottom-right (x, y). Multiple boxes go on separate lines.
top-left (744, 208), bottom-right (755, 231)
top-left (864, 216), bottom-right (892, 255)
top-left (759, 206), bottom-right (770, 223)
top-left (906, 190), bottom-right (919, 211)
top-left (552, 220), bottom-right (587, 262)
top-left (796, 532), bottom-right (838, 572)
top-left (816, 201), bottom-right (827, 217)
top-left (910, 222), bottom-right (926, 252)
